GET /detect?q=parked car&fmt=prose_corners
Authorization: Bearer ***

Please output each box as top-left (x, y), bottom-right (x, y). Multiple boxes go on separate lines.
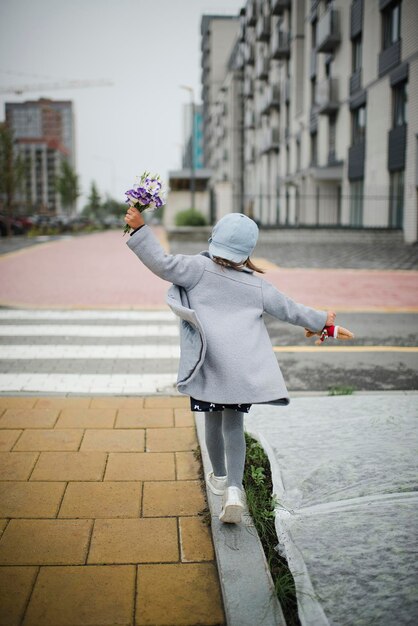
top-left (0, 214), bottom-right (32, 236)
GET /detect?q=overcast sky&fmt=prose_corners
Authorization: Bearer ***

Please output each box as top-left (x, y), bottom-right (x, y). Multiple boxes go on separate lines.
top-left (0, 0), bottom-right (243, 207)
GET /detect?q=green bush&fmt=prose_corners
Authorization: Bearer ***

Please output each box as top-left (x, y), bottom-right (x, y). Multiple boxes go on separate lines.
top-left (175, 208), bottom-right (207, 227)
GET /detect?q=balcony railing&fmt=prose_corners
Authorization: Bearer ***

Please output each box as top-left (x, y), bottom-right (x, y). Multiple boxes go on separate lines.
top-left (310, 0), bottom-right (319, 22)
top-left (349, 68), bottom-right (362, 95)
top-left (348, 140), bottom-right (365, 180)
top-left (350, 0), bottom-right (363, 39)
top-left (316, 78), bottom-right (339, 115)
top-left (246, 1), bottom-right (256, 26)
top-left (309, 51), bottom-right (317, 78)
top-left (271, 0), bottom-right (290, 15)
top-left (244, 109), bottom-right (255, 129)
top-left (260, 84), bottom-right (281, 114)
top-left (261, 127), bottom-right (280, 153)
top-left (378, 40), bottom-right (401, 77)
top-left (243, 76), bottom-right (254, 98)
top-left (256, 57), bottom-right (269, 80)
top-left (239, 16), bottom-right (246, 42)
top-left (244, 143), bottom-right (255, 163)
top-left (310, 106), bottom-right (319, 133)
top-left (317, 8), bottom-right (340, 53)
top-left (271, 29), bottom-right (290, 59)
top-left (244, 43), bottom-right (255, 65)
top-left (388, 124), bottom-right (407, 171)
top-left (284, 77), bottom-right (290, 102)
top-left (256, 16), bottom-right (271, 42)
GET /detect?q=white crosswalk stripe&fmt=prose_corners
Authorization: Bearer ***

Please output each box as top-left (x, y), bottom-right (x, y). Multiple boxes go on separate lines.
top-left (0, 309), bottom-right (181, 394)
top-left (2, 345), bottom-right (180, 359)
top-left (0, 374), bottom-right (178, 394)
top-left (0, 325), bottom-right (179, 337)
top-left (0, 310), bottom-right (176, 321)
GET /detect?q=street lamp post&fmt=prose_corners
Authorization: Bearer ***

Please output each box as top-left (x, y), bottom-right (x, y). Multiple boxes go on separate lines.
top-left (180, 85), bottom-right (196, 211)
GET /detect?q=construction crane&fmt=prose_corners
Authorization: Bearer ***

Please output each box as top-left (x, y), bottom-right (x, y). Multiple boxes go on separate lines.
top-left (0, 79), bottom-right (113, 96)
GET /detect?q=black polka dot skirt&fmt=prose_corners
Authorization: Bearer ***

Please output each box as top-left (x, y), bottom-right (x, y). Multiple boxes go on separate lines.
top-left (190, 396), bottom-right (252, 413)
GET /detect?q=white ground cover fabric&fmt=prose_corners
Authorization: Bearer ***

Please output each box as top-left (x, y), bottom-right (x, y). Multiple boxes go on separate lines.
top-left (245, 394), bottom-right (418, 626)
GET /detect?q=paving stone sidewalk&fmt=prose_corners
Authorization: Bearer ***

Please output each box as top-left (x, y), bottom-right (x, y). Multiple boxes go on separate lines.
top-left (0, 395), bottom-right (225, 626)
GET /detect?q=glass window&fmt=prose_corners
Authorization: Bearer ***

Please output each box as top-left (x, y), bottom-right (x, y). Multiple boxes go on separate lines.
top-left (311, 132), bottom-right (318, 166)
top-left (393, 81), bottom-right (408, 126)
top-left (329, 114), bottom-right (337, 159)
top-left (311, 21), bottom-right (317, 48)
top-left (352, 36), bottom-right (362, 72)
top-left (352, 105), bottom-right (366, 144)
top-left (389, 170), bottom-right (404, 227)
top-left (382, 1), bottom-right (401, 49)
top-left (350, 180), bottom-right (364, 226)
top-left (311, 78), bottom-right (317, 106)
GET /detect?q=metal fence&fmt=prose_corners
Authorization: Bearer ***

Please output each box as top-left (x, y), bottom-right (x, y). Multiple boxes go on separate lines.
top-left (226, 192), bottom-right (403, 229)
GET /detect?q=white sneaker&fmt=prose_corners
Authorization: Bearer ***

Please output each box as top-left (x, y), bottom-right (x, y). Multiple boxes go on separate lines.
top-left (206, 471), bottom-right (227, 496)
top-left (219, 486), bottom-right (245, 524)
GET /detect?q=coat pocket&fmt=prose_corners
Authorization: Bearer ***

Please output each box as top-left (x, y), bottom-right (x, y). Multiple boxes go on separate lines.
top-left (177, 319), bottom-right (203, 384)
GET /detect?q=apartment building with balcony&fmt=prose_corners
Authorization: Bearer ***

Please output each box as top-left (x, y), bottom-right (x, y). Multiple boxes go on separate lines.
top-left (5, 98), bottom-right (75, 215)
top-left (201, 14), bottom-right (240, 170)
top-left (201, 0), bottom-right (418, 243)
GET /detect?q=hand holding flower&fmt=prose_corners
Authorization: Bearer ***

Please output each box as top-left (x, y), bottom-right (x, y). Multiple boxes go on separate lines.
top-left (123, 171), bottom-right (167, 235)
top-left (124, 206), bottom-right (145, 231)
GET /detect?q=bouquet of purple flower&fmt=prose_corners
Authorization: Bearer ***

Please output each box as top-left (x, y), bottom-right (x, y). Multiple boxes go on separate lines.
top-left (123, 171), bottom-right (167, 234)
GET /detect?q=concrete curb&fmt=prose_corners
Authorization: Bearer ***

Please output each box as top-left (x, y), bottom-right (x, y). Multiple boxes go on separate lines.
top-left (194, 411), bottom-right (286, 626)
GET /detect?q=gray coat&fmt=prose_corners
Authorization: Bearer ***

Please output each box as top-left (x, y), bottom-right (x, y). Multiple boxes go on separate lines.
top-left (127, 225), bottom-right (327, 405)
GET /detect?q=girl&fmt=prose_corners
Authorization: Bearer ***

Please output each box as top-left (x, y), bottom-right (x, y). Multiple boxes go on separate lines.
top-left (125, 209), bottom-right (335, 524)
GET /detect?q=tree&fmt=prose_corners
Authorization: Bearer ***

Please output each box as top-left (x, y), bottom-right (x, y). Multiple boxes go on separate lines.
top-left (83, 181), bottom-right (102, 219)
top-left (54, 159), bottom-right (81, 217)
top-left (0, 123), bottom-right (26, 236)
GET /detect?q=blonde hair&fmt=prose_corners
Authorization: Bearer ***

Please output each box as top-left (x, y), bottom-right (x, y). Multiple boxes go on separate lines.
top-left (211, 255), bottom-right (266, 274)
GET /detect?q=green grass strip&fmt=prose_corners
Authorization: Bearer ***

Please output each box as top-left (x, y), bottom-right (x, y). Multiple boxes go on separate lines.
top-left (243, 432), bottom-right (301, 626)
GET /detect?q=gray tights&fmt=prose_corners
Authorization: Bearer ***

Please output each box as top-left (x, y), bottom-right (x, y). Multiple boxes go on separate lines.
top-left (204, 409), bottom-right (246, 489)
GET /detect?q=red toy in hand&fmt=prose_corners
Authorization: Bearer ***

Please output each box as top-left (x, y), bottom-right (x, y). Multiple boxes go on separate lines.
top-left (305, 325), bottom-right (354, 345)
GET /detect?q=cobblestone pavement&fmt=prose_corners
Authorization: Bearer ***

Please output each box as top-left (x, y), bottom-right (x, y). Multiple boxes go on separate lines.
top-left (168, 228), bottom-right (418, 270)
top-left (0, 394), bottom-right (225, 626)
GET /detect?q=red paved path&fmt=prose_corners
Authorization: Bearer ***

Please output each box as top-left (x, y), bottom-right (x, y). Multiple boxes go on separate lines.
top-left (0, 229), bottom-right (417, 310)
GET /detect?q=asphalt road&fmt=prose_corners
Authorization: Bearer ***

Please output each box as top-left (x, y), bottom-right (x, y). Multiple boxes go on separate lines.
top-left (263, 311), bottom-right (418, 392)
top-left (0, 229), bottom-right (417, 395)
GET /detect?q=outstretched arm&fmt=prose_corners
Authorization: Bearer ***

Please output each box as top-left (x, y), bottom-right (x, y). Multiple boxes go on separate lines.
top-left (261, 279), bottom-right (329, 331)
top-left (125, 208), bottom-right (205, 290)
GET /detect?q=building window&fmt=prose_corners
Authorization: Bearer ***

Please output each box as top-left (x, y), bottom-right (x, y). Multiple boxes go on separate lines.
top-left (350, 180), bottom-right (363, 226)
top-left (325, 58), bottom-right (332, 78)
top-left (311, 78), bottom-right (317, 106)
top-left (392, 80), bottom-right (408, 127)
top-left (352, 104), bottom-right (366, 144)
top-left (352, 35), bottom-right (362, 72)
top-left (296, 139), bottom-right (301, 171)
top-left (382, 1), bottom-right (401, 50)
top-left (311, 21), bottom-right (317, 48)
top-left (328, 114), bottom-right (337, 161)
top-left (389, 170), bottom-right (404, 227)
top-left (311, 132), bottom-right (318, 166)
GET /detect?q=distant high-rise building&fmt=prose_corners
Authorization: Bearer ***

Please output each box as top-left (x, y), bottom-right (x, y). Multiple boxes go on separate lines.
top-left (182, 103), bottom-right (204, 170)
top-left (5, 98), bottom-right (76, 215)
